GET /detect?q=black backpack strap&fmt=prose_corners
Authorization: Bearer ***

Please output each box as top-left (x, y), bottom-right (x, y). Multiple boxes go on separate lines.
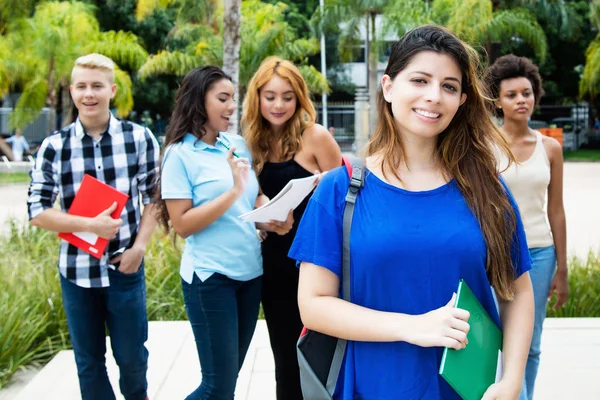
top-left (342, 156), bottom-right (365, 302)
top-left (324, 157), bottom-right (366, 394)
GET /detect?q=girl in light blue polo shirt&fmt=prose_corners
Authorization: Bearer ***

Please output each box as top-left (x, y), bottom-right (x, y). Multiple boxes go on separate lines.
top-left (155, 66), bottom-right (292, 400)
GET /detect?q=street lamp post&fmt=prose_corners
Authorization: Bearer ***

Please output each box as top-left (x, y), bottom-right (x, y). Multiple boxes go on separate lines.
top-left (320, 0), bottom-right (328, 129)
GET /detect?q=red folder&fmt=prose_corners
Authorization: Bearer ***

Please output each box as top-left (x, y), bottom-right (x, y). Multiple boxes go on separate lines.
top-left (58, 174), bottom-right (129, 259)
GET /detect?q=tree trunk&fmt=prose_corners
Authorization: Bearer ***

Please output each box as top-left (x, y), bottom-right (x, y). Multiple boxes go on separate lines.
top-left (46, 56), bottom-right (57, 131)
top-left (487, 41), bottom-right (501, 65)
top-left (368, 12), bottom-right (379, 137)
top-left (223, 0), bottom-right (241, 134)
top-left (61, 83), bottom-right (74, 127)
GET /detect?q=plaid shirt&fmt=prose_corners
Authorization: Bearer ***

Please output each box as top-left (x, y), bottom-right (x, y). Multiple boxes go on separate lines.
top-left (28, 114), bottom-right (159, 288)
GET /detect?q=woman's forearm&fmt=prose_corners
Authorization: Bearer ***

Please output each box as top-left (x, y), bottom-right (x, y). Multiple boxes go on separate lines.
top-left (498, 273), bottom-right (534, 385)
top-left (168, 189), bottom-right (240, 238)
top-left (300, 295), bottom-right (411, 342)
top-left (548, 208), bottom-right (567, 271)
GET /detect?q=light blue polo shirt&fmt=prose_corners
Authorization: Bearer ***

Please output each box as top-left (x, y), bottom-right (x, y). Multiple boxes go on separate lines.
top-left (161, 132), bottom-right (262, 283)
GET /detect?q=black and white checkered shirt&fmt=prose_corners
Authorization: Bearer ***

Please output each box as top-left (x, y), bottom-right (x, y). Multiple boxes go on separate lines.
top-left (28, 114), bottom-right (159, 288)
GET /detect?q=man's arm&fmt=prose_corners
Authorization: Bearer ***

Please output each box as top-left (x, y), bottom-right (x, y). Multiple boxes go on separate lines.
top-left (111, 204), bottom-right (158, 274)
top-left (112, 127), bottom-right (160, 274)
top-left (28, 138), bottom-right (121, 238)
top-left (31, 204), bottom-right (121, 239)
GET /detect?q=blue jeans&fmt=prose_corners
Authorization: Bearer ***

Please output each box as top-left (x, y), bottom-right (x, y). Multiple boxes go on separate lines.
top-left (519, 246), bottom-right (556, 400)
top-left (182, 273), bottom-right (262, 400)
top-left (60, 263), bottom-right (149, 400)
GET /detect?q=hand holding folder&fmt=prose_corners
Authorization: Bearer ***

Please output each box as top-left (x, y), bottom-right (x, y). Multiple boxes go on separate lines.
top-left (58, 174), bottom-right (129, 259)
top-left (439, 279), bottom-right (503, 400)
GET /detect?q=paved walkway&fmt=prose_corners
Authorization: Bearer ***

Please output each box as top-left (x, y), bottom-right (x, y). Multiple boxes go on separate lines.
top-left (4, 318), bottom-right (600, 399)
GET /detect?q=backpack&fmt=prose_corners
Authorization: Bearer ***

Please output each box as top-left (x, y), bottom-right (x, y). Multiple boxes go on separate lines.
top-left (296, 155), bottom-right (365, 400)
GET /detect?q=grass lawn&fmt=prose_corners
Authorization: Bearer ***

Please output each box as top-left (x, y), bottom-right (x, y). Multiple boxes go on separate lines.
top-left (563, 149), bottom-right (600, 162)
top-left (0, 172), bottom-right (31, 184)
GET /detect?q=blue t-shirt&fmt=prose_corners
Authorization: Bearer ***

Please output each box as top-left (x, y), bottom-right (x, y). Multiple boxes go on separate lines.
top-left (289, 166), bottom-right (531, 400)
top-left (161, 133), bottom-right (262, 283)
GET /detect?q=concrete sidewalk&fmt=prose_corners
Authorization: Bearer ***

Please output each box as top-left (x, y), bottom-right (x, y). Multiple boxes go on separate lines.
top-left (5, 318), bottom-right (600, 399)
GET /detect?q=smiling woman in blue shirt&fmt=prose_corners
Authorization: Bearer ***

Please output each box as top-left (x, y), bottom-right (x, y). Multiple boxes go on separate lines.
top-left (289, 25), bottom-right (534, 400)
top-left (154, 66), bottom-right (293, 400)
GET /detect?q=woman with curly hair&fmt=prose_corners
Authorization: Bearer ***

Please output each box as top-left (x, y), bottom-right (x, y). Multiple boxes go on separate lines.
top-left (486, 54), bottom-right (568, 400)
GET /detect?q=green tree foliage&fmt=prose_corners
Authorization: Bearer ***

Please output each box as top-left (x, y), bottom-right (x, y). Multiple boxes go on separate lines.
top-left (138, 0), bottom-right (328, 94)
top-left (1, 1), bottom-right (148, 129)
top-left (0, 0), bottom-right (39, 33)
top-left (497, 0), bottom-right (591, 103)
top-left (580, 0), bottom-right (600, 98)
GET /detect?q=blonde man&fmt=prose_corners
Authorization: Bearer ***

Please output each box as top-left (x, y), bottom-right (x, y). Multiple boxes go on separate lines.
top-left (27, 53), bottom-right (159, 400)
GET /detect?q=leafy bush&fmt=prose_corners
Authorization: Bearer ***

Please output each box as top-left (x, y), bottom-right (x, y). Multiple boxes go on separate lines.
top-left (0, 222), bottom-right (69, 388)
top-left (0, 223), bottom-right (188, 388)
top-left (547, 251), bottom-right (600, 317)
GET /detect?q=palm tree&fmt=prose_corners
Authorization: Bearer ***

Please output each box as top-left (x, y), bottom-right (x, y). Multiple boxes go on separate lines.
top-left (2, 1), bottom-right (148, 130)
top-left (137, 1), bottom-right (328, 100)
top-left (312, 0), bottom-right (389, 135)
top-left (315, 0), bottom-right (548, 135)
top-left (223, 0), bottom-right (241, 132)
top-left (0, 0), bottom-right (39, 33)
top-left (411, 0), bottom-right (549, 63)
top-left (580, 0), bottom-right (600, 98)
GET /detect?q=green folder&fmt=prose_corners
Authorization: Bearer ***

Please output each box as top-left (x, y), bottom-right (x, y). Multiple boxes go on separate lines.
top-left (439, 279), bottom-right (503, 400)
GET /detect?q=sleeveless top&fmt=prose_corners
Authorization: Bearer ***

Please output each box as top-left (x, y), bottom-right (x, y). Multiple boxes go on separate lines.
top-left (500, 130), bottom-right (554, 248)
top-left (259, 155), bottom-right (314, 261)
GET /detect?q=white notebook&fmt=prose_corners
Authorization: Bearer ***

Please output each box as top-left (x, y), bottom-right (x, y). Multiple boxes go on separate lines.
top-left (239, 175), bottom-right (318, 223)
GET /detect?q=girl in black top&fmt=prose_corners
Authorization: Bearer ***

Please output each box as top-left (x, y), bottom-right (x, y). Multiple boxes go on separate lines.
top-left (242, 56), bottom-right (342, 399)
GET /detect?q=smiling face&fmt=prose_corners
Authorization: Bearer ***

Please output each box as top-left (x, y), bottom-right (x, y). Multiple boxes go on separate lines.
top-left (497, 77), bottom-right (535, 123)
top-left (259, 75), bottom-right (297, 130)
top-left (204, 78), bottom-right (236, 135)
top-left (70, 67), bottom-right (116, 124)
top-left (381, 51), bottom-right (467, 141)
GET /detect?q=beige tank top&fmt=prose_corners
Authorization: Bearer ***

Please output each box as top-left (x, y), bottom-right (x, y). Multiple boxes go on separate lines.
top-left (499, 131), bottom-right (554, 248)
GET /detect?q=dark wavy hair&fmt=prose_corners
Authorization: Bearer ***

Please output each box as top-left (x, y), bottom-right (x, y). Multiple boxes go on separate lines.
top-left (368, 25), bottom-right (519, 300)
top-left (485, 54), bottom-right (544, 117)
top-left (153, 66), bottom-right (232, 233)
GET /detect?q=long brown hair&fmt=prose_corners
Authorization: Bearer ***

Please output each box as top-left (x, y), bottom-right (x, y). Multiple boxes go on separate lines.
top-left (153, 66), bottom-right (232, 233)
top-left (368, 25), bottom-right (519, 300)
top-left (241, 56), bottom-right (316, 173)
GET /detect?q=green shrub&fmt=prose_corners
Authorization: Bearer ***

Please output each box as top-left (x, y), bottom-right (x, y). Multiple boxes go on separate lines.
top-left (547, 251), bottom-right (600, 317)
top-left (0, 222), bottom-right (69, 388)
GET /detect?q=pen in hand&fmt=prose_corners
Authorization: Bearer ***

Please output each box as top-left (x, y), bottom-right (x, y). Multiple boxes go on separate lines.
top-left (216, 137), bottom-right (240, 158)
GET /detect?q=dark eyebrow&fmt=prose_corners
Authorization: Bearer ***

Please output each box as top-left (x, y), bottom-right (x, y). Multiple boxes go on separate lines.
top-left (410, 71), bottom-right (461, 84)
top-left (217, 92), bottom-right (232, 96)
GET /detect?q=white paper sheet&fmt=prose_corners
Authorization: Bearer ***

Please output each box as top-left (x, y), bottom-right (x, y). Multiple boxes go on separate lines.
top-left (495, 349), bottom-right (503, 383)
top-left (239, 175), bottom-right (318, 223)
top-left (72, 231), bottom-right (98, 245)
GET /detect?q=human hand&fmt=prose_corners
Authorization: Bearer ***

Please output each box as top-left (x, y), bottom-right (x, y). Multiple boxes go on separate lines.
top-left (258, 230), bottom-right (268, 242)
top-left (110, 246), bottom-right (144, 274)
top-left (313, 170), bottom-right (327, 186)
top-left (481, 378), bottom-right (521, 400)
top-left (90, 202), bottom-right (122, 239)
top-left (226, 147), bottom-right (250, 197)
top-left (548, 269), bottom-right (569, 310)
top-left (406, 293), bottom-right (470, 350)
top-left (259, 210), bottom-right (294, 236)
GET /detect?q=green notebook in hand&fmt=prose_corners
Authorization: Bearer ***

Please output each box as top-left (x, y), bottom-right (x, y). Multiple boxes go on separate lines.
top-left (439, 279), bottom-right (503, 400)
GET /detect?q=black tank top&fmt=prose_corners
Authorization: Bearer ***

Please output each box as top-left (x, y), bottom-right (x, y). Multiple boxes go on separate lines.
top-left (258, 155), bottom-right (314, 260)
